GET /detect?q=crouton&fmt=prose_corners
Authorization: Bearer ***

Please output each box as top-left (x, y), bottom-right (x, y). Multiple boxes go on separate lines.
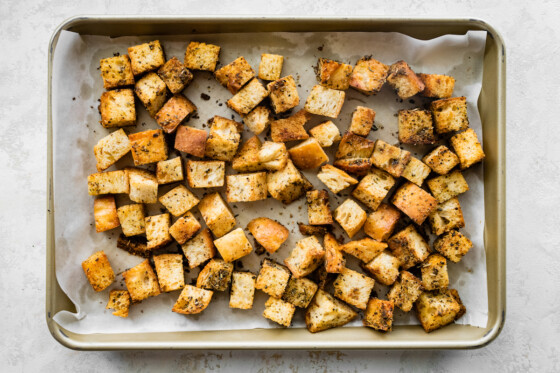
top-left (122, 259), bottom-right (161, 302)
top-left (134, 72), bottom-right (167, 117)
top-left (204, 116), bottom-right (242, 161)
top-left (82, 251), bottom-right (114, 292)
top-left (232, 136), bottom-right (263, 172)
top-left (117, 235), bottom-right (149, 258)
top-left (336, 132), bottom-right (375, 160)
top-left (198, 192), bottom-right (236, 238)
top-left (316, 165), bottom-right (358, 194)
top-left (99, 89), bottom-right (136, 128)
top-left (284, 236), bottom-right (326, 278)
top-left (127, 168), bottom-right (158, 204)
top-left (304, 85), bottom-right (345, 118)
top-left (310, 121), bottom-right (341, 148)
top-left (247, 217), bottom-right (289, 254)
top-left (186, 160), bottom-right (225, 188)
top-left (402, 157), bottom-right (431, 187)
top-left (226, 172), bottom-right (268, 202)
top-left (450, 128), bottom-right (485, 169)
top-left (227, 78), bottom-right (269, 115)
top-left (289, 138), bottom-right (329, 170)
top-left (421, 254), bottom-right (449, 291)
top-left (153, 253), bottom-right (185, 292)
top-left (349, 56), bottom-right (389, 95)
top-left (431, 97), bottom-right (469, 134)
top-left (263, 297), bottom-right (296, 327)
top-left (370, 140), bottom-right (411, 178)
top-left (258, 53), bottom-right (284, 80)
top-left (363, 298), bottom-right (394, 332)
top-left (214, 228), bottom-right (253, 262)
top-left (255, 259), bottom-right (291, 298)
top-left (362, 250), bottom-right (400, 285)
top-left (100, 55), bottom-right (135, 89)
top-left (197, 259), bottom-right (234, 291)
top-left (127, 40), bottom-right (165, 76)
top-left (117, 204), bottom-right (145, 237)
top-left (158, 184), bottom-right (200, 217)
top-left (257, 141), bottom-right (288, 171)
top-left (363, 203), bottom-right (401, 242)
top-left (156, 157), bottom-right (183, 185)
top-left (230, 271), bottom-right (256, 309)
top-left (422, 145), bottom-right (460, 175)
top-left (415, 289), bottom-right (466, 332)
top-left (398, 109), bottom-right (436, 145)
top-left (298, 223), bottom-right (332, 237)
top-left (214, 56), bottom-right (255, 93)
top-left (386, 60), bottom-right (425, 99)
top-left (305, 289), bottom-right (358, 333)
top-left (93, 195), bottom-right (120, 233)
top-left (172, 285), bottom-right (213, 315)
top-left (106, 290), bottom-right (131, 318)
top-left (333, 199), bottom-right (367, 238)
top-left (324, 233), bottom-right (345, 273)
top-left (428, 197), bottom-right (465, 235)
top-left (349, 106), bottom-right (376, 136)
top-left (145, 213), bottom-right (172, 250)
top-left (333, 158), bottom-right (372, 176)
top-left (174, 125), bottom-right (207, 158)
top-left (157, 57), bottom-right (193, 94)
top-left (128, 129), bottom-right (168, 166)
top-left (184, 41), bottom-right (220, 71)
top-left (340, 238), bottom-right (387, 263)
top-left (154, 95), bottom-right (197, 133)
top-left (427, 171), bottom-right (469, 203)
top-left (88, 170), bottom-right (129, 196)
top-left (317, 58), bottom-right (353, 90)
top-left (169, 211), bottom-right (201, 244)
top-left (270, 109), bottom-right (311, 142)
top-left (282, 277), bottom-right (319, 308)
top-left (266, 159), bottom-right (312, 204)
top-left (333, 267), bottom-right (375, 310)
top-left (242, 106), bottom-right (271, 135)
top-left (387, 225), bottom-right (430, 269)
top-left (387, 270), bottom-right (423, 311)
top-left (267, 75), bottom-right (300, 113)
top-left (181, 228), bottom-right (216, 268)
top-left (433, 230), bottom-right (473, 263)
top-left (418, 73), bottom-right (455, 99)
top-left (306, 190), bottom-right (333, 225)
top-left (352, 168), bottom-right (395, 211)
top-left (391, 182), bottom-right (437, 225)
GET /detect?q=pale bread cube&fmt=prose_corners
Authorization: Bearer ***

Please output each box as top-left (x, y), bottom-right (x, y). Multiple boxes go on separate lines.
top-left (94, 128), bottom-right (131, 171)
top-left (93, 195), bottom-right (120, 233)
top-left (284, 236), bottom-right (325, 278)
top-left (263, 297), bottom-right (296, 327)
top-left (169, 211), bottom-right (201, 244)
top-left (127, 40), bottom-right (165, 76)
top-left (304, 85), bottom-right (345, 118)
top-left (153, 253), bottom-right (185, 292)
top-left (127, 168), bottom-right (158, 204)
top-left (227, 78), bottom-right (269, 115)
top-left (387, 225), bottom-right (430, 269)
top-left (205, 116), bottom-right (242, 162)
top-left (426, 171), bottom-right (469, 203)
top-left (145, 213), bottom-right (172, 250)
top-left (198, 192), bottom-right (236, 238)
top-left (196, 259), bottom-right (234, 291)
top-left (88, 170), bottom-right (129, 196)
top-left (172, 285), bottom-right (213, 315)
top-left (402, 157), bottom-right (431, 187)
top-left (122, 259), bottom-right (161, 302)
top-left (184, 41), bottom-right (220, 71)
top-left (317, 164), bottom-right (358, 194)
top-left (309, 120), bottom-right (342, 148)
top-left (288, 138), bottom-right (329, 170)
top-left (117, 204), bottom-right (145, 237)
top-left (258, 53), bottom-right (284, 81)
top-left (387, 270), bottom-right (423, 312)
top-left (230, 272), bottom-right (256, 309)
top-left (267, 75), bottom-right (300, 114)
top-left (258, 141), bottom-right (289, 171)
top-left (362, 250), bottom-right (400, 286)
top-left (305, 289), bottom-right (357, 333)
top-left (181, 228), bottom-right (215, 268)
top-left (333, 199), bottom-right (367, 238)
top-left (156, 157), bottom-right (183, 185)
top-left (82, 251), bottom-right (114, 292)
top-left (186, 160), bottom-right (225, 188)
top-left (333, 267), bottom-right (375, 310)
top-left (232, 136), bottom-right (263, 172)
top-left (351, 168), bottom-right (395, 211)
top-left (242, 106), bottom-right (271, 135)
top-left (128, 129), bottom-right (168, 166)
top-left (391, 182), bottom-right (437, 225)
top-left (100, 55), bottom-right (134, 89)
top-left (255, 259), bottom-right (291, 298)
top-left (134, 72), bottom-right (167, 117)
top-left (214, 228), bottom-right (253, 262)
top-left (247, 217), bottom-right (289, 254)
top-left (349, 56), bottom-right (389, 95)
top-left (226, 172), bottom-right (268, 202)
top-left (99, 89), bottom-right (136, 128)
top-left (159, 184), bottom-right (200, 217)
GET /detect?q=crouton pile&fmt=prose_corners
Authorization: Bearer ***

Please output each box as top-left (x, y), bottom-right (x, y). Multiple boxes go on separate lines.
top-left (84, 40), bottom-right (483, 334)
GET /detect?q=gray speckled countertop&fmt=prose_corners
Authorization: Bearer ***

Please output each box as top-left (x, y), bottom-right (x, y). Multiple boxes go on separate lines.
top-left (1, 0), bottom-right (558, 371)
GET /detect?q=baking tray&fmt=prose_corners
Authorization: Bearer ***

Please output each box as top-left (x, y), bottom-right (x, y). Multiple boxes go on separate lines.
top-left (46, 15), bottom-right (506, 350)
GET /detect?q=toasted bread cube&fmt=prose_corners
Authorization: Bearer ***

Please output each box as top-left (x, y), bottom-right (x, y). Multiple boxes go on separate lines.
top-left (227, 78), bottom-right (269, 115)
top-left (429, 197), bottom-right (465, 235)
top-left (349, 106), bottom-right (376, 136)
top-left (186, 160), bottom-right (225, 188)
top-left (388, 225), bottom-right (430, 269)
top-left (282, 277), bottom-right (318, 308)
top-left (333, 199), bottom-right (367, 238)
top-left (336, 132), bottom-right (375, 160)
top-left (387, 270), bottom-right (423, 311)
top-left (298, 223), bottom-right (332, 237)
top-left (258, 53), bottom-right (284, 81)
top-left (270, 109), bottom-right (311, 142)
top-left (305, 289), bottom-right (358, 333)
top-left (230, 271), bottom-right (256, 309)
top-left (371, 140), bottom-right (411, 178)
top-left (198, 192), bottom-right (235, 238)
top-left (317, 58), bottom-right (353, 90)
top-left (431, 97), bottom-right (469, 134)
top-left (257, 141), bottom-right (288, 171)
top-left (214, 228), bottom-right (253, 262)
top-left (352, 168), bottom-right (395, 211)
top-left (172, 285), bottom-right (213, 315)
top-left (415, 289), bottom-right (466, 332)
top-left (333, 158), bottom-right (372, 176)
top-left (127, 168), bottom-right (158, 204)
top-left (204, 116), bottom-right (242, 161)
top-left (134, 72), bottom-right (167, 117)
top-left (304, 85), bottom-right (345, 118)
top-left (127, 40), bottom-right (165, 76)
top-left (181, 228), bottom-right (215, 268)
top-left (349, 56), bottom-right (389, 95)
top-left (418, 73), bottom-right (455, 99)
top-left (306, 190), bottom-right (333, 225)
top-left (88, 170), bottom-right (129, 196)
top-left (154, 95), bottom-right (197, 133)
top-left (226, 172), bottom-right (268, 202)
top-left (309, 121), bottom-right (341, 148)
top-left (153, 253), bottom-right (185, 292)
top-left (169, 212), bottom-right (201, 244)
top-left (106, 290), bottom-right (131, 318)
top-left (421, 254), bottom-right (449, 291)
top-left (427, 171), bottom-right (469, 203)
top-left (117, 204), bottom-right (145, 236)
top-left (122, 259), bottom-right (161, 302)
top-left (450, 128), bottom-right (485, 169)
top-left (99, 89), bottom-right (136, 128)
top-left (363, 299), bottom-right (394, 332)
top-left (128, 129), bottom-right (168, 166)
top-left (398, 109), bottom-right (436, 145)
top-left (232, 136), bottom-right (264, 172)
top-left (333, 267), bottom-right (375, 310)
top-left (93, 196), bottom-right (120, 232)
top-left (362, 250), bottom-right (400, 285)
top-left (422, 145), bottom-right (459, 175)
top-left (316, 165), bottom-right (358, 194)
top-left (263, 297), bottom-right (296, 327)
top-left (289, 138), bottom-right (329, 170)
top-left (117, 234), bottom-right (150, 258)
top-left (341, 238), bottom-right (387, 263)
top-left (364, 203), bottom-right (400, 242)
top-left (174, 125), bottom-right (207, 158)
top-left (391, 182), bottom-right (437, 225)
top-left (214, 56), bottom-right (255, 93)
top-left (100, 55), bottom-right (135, 89)
top-left (255, 259), bottom-right (291, 298)
top-left (284, 236), bottom-right (326, 278)
top-left (247, 217), bottom-right (289, 254)
top-left (434, 230), bottom-right (472, 263)
top-left (156, 157), bottom-right (183, 184)
top-left (402, 157), bottom-right (431, 187)
top-left (324, 233), bottom-right (345, 273)
top-left (159, 184), bottom-right (200, 217)
top-left (82, 251), bottom-right (114, 292)
top-left (197, 259), bottom-right (234, 291)
top-left (387, 60), bottom-right (425, 99)
top-left (157, 57), bottom-right (193, 94)
top-left (267, 75), bottom-right (300, 113)
top-left (241, 111), bottom-right (271, 142)
top-left (145, 213), bottom-right (172, 250)
top-left (266, 159), bottom-right (312, 204)
top-left (184, 41), bottom-right (220, 71)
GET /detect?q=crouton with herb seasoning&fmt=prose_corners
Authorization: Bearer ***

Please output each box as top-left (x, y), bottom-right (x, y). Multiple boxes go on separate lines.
top-left (267, 75), bottom-right (300, 113)
top-left (391, 182), bottom-right (437, 225)
top-left (226, 172), bottom-right (268, 203)
top-left (402, 156), bottom-right (431, 187)
top-left (117, 203), bottom-right (145, 237)
top-left (335, 132), bottom-right (375, 160)
top-left (422, 145), bottom-right (460, 175)
top-left (333, 199), bottom-right (367, 238)
top-left (242, 106), bottom-right (271, 135)
top-left (428, 197), bottom-right (465, 235)
top-left (258, 141), bottom-right (289, 171)
top-left (82, 251), bottom-right (115, 292)
top-left (421, 254), bottom-right (449, 291)
top-left (306, 190), bottom-right (333, 225)
top-left (153, 253), bottom-right (185, 292)
top-left (415, 289), bottom-right (466, 333)
top-left (154, 94), bottom-right (197, 133)
top-left (232, 136), bottom-right (264, 172)
top-left (214, 56), bottom-right (255, 93)
top-left (204, 116), bottom-right (242, 161)
top-left (230, 271), bottom-right (256, 310)
top-left (145, 213), bottom-right (172, 250)
top-left (433, 230), bottom-right (473, 263)
top-left (88, 170), bottom-right (129, 196)
top-left (316, 58), bottom-right (353, 90)
top-left (282, 277), bottom-right (318, 308)
top-left (186, 160), bottom-right (225, 188)
top-left (127, 40), bottom-right (165, 76)
top-left (349, 56), bottom-right (389, 95)
top-left (247, 217), bottom-right (289, 254)
top-left (227, 78), bottom-right (269, 115)
top-left (431, 96), bottom-right (469, 134)
top-left (270, 109), bottom-right (311, 142)
top-left (333, 158), bottom-right (372, 176)
top-left (298, 224), bottom-right (332, 237)
top-left (364, 203), bottom-right (401, 242)
top-left (371, 140), bottom-right (411, 178)
top-left (134, 72), bottom-right (167, 117)
top-left (363, 298), bottom-right (394, 332)
top-left (304, 85), bottom-right (345, 118)
top-left (340, 238), bottom-right (387, 263)
top-left (316, 165), bottom-right (358, 194)
top-left (198, 192), bottom-right (236, 238)
top-left (127, 168), bottom-right (158, 204)
top-left (362, 250), bottom-right (400, 285)
top-left (214, 228), bottom-right (253, 262)
top-left (122, 259), bottom-right (161, 302)
top-left (157, 57), bottom-right (193, 94)
top-left (386, 60), bottom-right (425, 99)
top-left (93, 195), bottom-right (120, 233)
top-left (181, 228), bottom-right (215, 268)
top-left (398, 109), bottom-right (436, 145)
top-left (117, 234), bottom-right (150, 258)
top-left (289, 138), bottom-right (329, 170)
top-left (159, 184), bottom-right (200, 217)
top-left (352, 168), bottom-right (395, 211)
top-left (156, 157), bottom-right (183, 185)
top-left (169, 211), bottom-right (201, 244)
top-left (450, 128), bottom-right (485, 169)
top-left (349, 106), bottom-right (376, 137)
top-left (263, 297), bottom-right (296, 327)
top-left (418, 73), bottom-right (455, 99)
top-left (174, 125), bottom-right (207, 158)
top-left (387, 225), bottom-right (430, 269)
top-left (128, 129), bottom-right (168, 166)
top-left (284, 236), bottom-right (326, 278)
top-left (106, 290), bottom-right (131, 318)
top-left (333, 267), bottom-right (375, 310)
top-left (258, 53), bottom-right (284, 81)
top-left (305, 289), bottom-right (358, 333)
top-left (324, 233), bottom-right (345, 273)
top-left (387, 270), bottom-right (423, 311)
top-left (184, 41), bottom-right (220, 71)
top-left (427, 171), bottom-right (469, 203)
top-left (100, 55), bottom-right (135, 89)
top-left (99, 89), bottom-right (136, 128)
top-left (172, 285), bottom-right (213, 315)
top-left (309, 120), bottom-right (341, 148)
top-left (266, 159), bottom-right (312, 204)
top-left (196, 259), bottom-right (234, 291)
top-left (255, 259), bottom-right (291, 298)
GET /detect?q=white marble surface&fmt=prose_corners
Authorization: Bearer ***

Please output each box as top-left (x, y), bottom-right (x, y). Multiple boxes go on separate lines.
top-left (0, 0), bottom-right (558, 371)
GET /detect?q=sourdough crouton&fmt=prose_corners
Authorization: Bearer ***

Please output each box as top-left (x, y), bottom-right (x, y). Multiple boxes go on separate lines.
top-left (227, 78), bottom-right (269, 115)
top-left (172, 285), bottom-right (213, 315)
top-left (324, 233), bottom-right (345, 273)
top-left (226, 172), bottom-right (268, 202)
top-left (364, 203), bottom-right (401, 242)
top-left (214, 56), bottom-right (255, 93)
top-left (197, 259), bottom-right (234, 291)
top-left (364, 299), bottom-right (394, 332)
top-left (82, 251), bottom-right (114, 292)
top-left (169, 211), bottom-right (201, 244)
top-left (391, 182), bottom-right (437, 225)
top-left (258, 141), bottom-right (289, 171)
top-left (283, 277), bottom-right (319, 308)
top-left (198, 192), bottom-right (236, 238)
top-left (122, 259), bottom-right (161, 302)
top-left (230, 271), bottom-right (256, 309)
top-left (255, 259), bottom-right (291, 298)
top-left (186, 160), bottom-right (225, 188)
top-left (159, 184), bottom-right (200, 217)
top-left (263, 297), bottom-right (296, 327)
top-left (117, 235), bottom-right (149, 257)
top-left (415, 289), bottom-right (466, 332)
top-left (310, 121), bottom-right (341, 148)
top-left (156, 157), bottom-right (183, 185)
top-left (117, 204), bottom-right (145, 236)
top-left (306, 190), bottom-right (333, 225)
top-left (181, 228), bottom-right (215, 268)
top-left (336, 132), bottom-right (375, 160)
top-left (429, 197), bottom-right (465, 235)
top-left (398, 109), bottom-right (436, 145)
top-left (305, 289), bottom-right (358, 333)
top-left (386, 60), bottom-right (425, 99)
top-left (422, 254), bottom-right (449, 291)
top-left (341, 238), bottom-right (387, 263)
top-left (388, 225), bottom-right (430, 269)
top-left (94, 196), bottom-right (120, 232)
top-left (242, 106), bottom-right (271, 135)
top-left (270, 109), bottom-right (311, 142)
top-left (284, 236), bottom-right (326, 278)
top-left (362, 250), bottom-right (400, 285)
top-left (317, 58), bottom-right (353, 90)
top-left (205, 116), bottom-right (242, 161)
top-left (422, 145), bottom-right (459, 175)
top-left (157, 57), bottom-right (193, 94)
top-left (174, 125), bottom-right (207, 158)
top-left (304, 85), bottom-right (345, 118)
top-left (106, 290), bottom-right (131, 318)
top-left (427, 171), bottom-right (469, 203)
top-left (100, 55), bottom-right (135, 89)
top-left (387, 270), bottom-right (423, 311)
top-left (184, 41), bottom-right (220, 71)
top-left (88, 170), bottom-right (129, 195)
top-left (333, 267), bottom-right (375, 310)
top-left (153, 253), bottom-right (185, 292)
top-left (128, 129), bottom-right (168, 166)
top-left (431, 97), bottom-right (469, 134)
top-left (402, 157), bottom-right (431, 187)
top-left (155, 95), bottom-right (197, 133)
top-left (267, 75), bottom-right (300, 113)
top-left (127, 40), bottom-right (165, 76)
top-left (259, 53), bottom-right (284, 80)
top-left (267, 159), bottom-right (312, 204)
top-left (371, 140), bottom-right (411, 177)
top-left (145, 213), bottom-right (172, 250)
top-left (127, 168), bottom-right (158, 204)
top-left (352, 168), bottom-right (395, 211)
top-left (134, 72), bottom-right (167, 117)
top-left (289, 138), bottom-right (329, 170)
top-left (349, 56), bottom-right (389, 95)
top-left (232, 136), bottom-right (263, 172)
top-left (333, 158), bottom-right (372, 176)
top-left (349, 106), bottom-right (376, 136)
top-left (317, 165), bottom-right (358, 194)
top-left (99, 89), bottom-right (136, 128)
top-left (247, 217), bottom-right (289, 254)
top-left (434, 230), bottom-right (473, 262)
top-left (333, 199), bottom-right (367, 238)
top-left (418, 73), bottom-right (455, 99)
top-left (450, 128), bottom-right (485, 169)
top-left (214, 228), bottom-right (253, 262)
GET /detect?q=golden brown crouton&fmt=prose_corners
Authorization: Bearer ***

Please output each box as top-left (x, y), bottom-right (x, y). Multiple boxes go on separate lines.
top-left (181, 228), bottom-right (215, 268)
top-left (159, 184), bottom-right (200, 217)
top-left (398, 109), bottom-right (436, 145)
top-left (306, 189), bottom-right (333, 225)
top-left (156, 157), bottom-right (183, 185)
top-left (157, 57), bottom-right (193, 94)
top-left (415, 289), bottom-right (465, 332)
top-left (106, 290), bottom-right (131, 318)
top-left (363, 298), bottom-right (394, 332)
top-left (258, 141), bottom-right (289, 171)
top-left (214, 56), bottom-right (255, 93)
top-left (431, 96), bottom-right (469, 134)
top-left (351, 168), bottom-right (395, 211)
top-left (282, 277), bottom-right (319, 308)
top-left (284, 236), bottom-right (326, 278)
top-left (450, 128), bottom-right (485, 169)
top-left (230, 271), bottom-right (256, 310)
top-left (196, 259), bottom-right (234, 291)
top-left (127, 168), bottom-right (158, 204)
top-left (127, 40), bottom-right (165, 76)
top-left (184, 41), bottom-right (220, 71)
top-left (305, 289), bottom-right (358, 333)
top-left (128, 129), bottom-right (168, 166)
top-left (145, 213), bottom-right (172, 250)
top-left (387, 270), bottom-right (423, 311)
top-left (340, 238), bottom-right (387, 263)
top-left (227, 78), bottom-right (269, 115)
top-left (270, 109), bottom-right (311, 142)
top-left (335, 132), bottom-right (375, 160)
top-left (154, 95), bottom-right (197, 133)
top-left (198, 192), bottom-right (235, 238)
top-left (364, 203), bottom-right (401, 242)
top-left (422, 145), bottom-right (460, 175)
top-left (117, 235), bottom-right (149, 258)
top-left (317, 164), bottom-right (358, 194)
top-left (226, 172), bottom-right (268, 202)
top-left (324, 233), bottom-right (345, 273)
top-left (418, 73), bottom-right (455, 99)
top-left (242, 106), bottom-right (271, 135)
top-left (259, 53), bottom-right (284, 81)
top-left (247, 217), bottom-right (289, 254)
top-left (255, 259), bottom-right (291, 298)
top-left (267, 75), bottom-right (300, 113)
top-left (386, 60), bottom-right (425, 99)
top-left (94, 195), bottom-right (120, 233)
top-left (232, 136), bottom-right (263, 172)
top-left (186, 160), bottom-right (225, 188)
top-left (100, 55), bottom-right (135, 89)
top-left (266, 159), bottom-right (312, 204)
top-left (99, 89), bottom-right (136, 128)
top-left (82, 251), bottom-right (115, 292)
top-left (117, 204), bottom-right (145, 237)
top-left (169, 211), bottom-right (201, 244)
top-left (387, 225), bottom-right (430, 269)
top-left (263, 297), bottom-right (296, 327)
top-left (333, 199), bottom-right (367, 238)
top-left (122, 259), bottom-right (161, 302)
top-left (289, 138), bottom-right (329, 170)
top-left (427, 171), bottom-right (469, 203)
top-left (333, 158), bottom-right (372, 176)
top-left (362, 250), bottom-right (400, 286)
top-left (205, 116), bottom-right (242, 161)
top-left (134, 72), bottom-right (167, 117)
top-left (433, 230), bottom-right (473, 263)
top-left (317, 58), bottom-right (353, 90)
top-left (371, 140), bottom-right (411, 178)
top-left (298, 224), bottom-right (332, 237)
top-left (304, 85), bottom-right (346, 118)
top-left (349, 57), bottom-right (389, 95)
top-left (421, 254), bottom-right (449, 291)
top-left (349, 106), bottom-right (376, 136)
top-left (391, 182), bottom-right (437, 225)
top-left (174, 125), bottom-right (207, 158)
top-left (172, 285), bottom-right (213, 315)
top-left (214, 228), bottom-right (253, 262)
top-left (153, 253), bottom-right (185, 292)
top-left (429, 197), bottom-right (465, 235)
top-left (309, 120), bottom-right (342, 147)
top-left (402, 157), bottom-right (431, 187)
top-left (333, 267), bottom-right (375, 310)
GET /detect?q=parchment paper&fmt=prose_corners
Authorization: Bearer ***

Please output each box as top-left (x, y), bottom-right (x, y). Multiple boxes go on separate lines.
top-left (52, 29), bottom-right (488, 334)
